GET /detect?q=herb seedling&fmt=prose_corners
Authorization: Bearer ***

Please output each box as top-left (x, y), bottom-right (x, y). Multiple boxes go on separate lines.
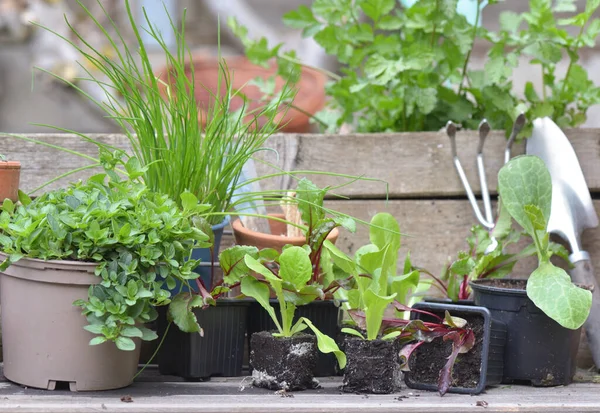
top-left (498, 155), bottom-right (592, 329)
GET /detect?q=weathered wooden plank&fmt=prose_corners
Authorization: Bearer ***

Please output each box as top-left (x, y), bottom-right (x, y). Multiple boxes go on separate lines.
top-left (0, 375), bottom-right (599, 413)
top-left (322, 199), bottom-right (600, 281)
top-left (3, 130), bottom-right (600, 197)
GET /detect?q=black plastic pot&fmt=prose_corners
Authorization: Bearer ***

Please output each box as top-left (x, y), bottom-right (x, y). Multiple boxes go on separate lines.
top-left (157, 298), bottom-right (250, 380)
top-left (470, 279), bottom-right (581, 386)
top-left (250, 331), bottom-right (318, 391)
top-left (424, 296), bottom-right (475, 306)
top-left (404, 301), bottom-right (506, 395)
top-left (341, 336), bottom-right (402, 394)
top-left (247, 299), bottom-right (342, 376)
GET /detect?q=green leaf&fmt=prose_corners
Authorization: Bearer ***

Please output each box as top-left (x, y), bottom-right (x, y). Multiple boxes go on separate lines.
top-left (168, 293), bottom-right (204, 334)
top-left (324, 240), bottom-right (357, 275)
top-left (301, 317), bottom-right (346, 369)
top-left (115, 336), bottom-right (136, 351)
top-left (138, 326), bottom-right (159, 341)
top-left (219, 245), bottom-right (259, 284)
top-left (499, 11), bottom-right (522, 32)
top-left (180, 192), bottom-right (199, 211)
top-left (89, 336), bottom-right (107, 346)
top-left (121, 326), bottom-right (143, 338)
top-left (380, 330), bottom-right (401, 340)
top-left (359, 0), bottom-right (395, 22)
top-left (279, 246), bottom-right (312, 290)
top-left (283, 5), bottom-right (318, 29)
top-left (363, 289), bottom-right (396, 340)
top-left (241, 277), bottom-right (282, 333)
top-left (377, 15), bottom-right (402, 30)
top-left (341, 327), bottom-right (365, 339)
top-left (389, 269), bottom-right (420, 305)
top-left (524, 204), bottom-right (547, 231)
top-left (492, 199), bottom-right (513, 239)
top-left (17, 190), bottom-right (31, 206)
top-left (296, 178), bottom-right (326, 231)
top-left (498, 156), bottom-right (552, 236)
top-left (244, 255), bottom-right (282, 291)
top-left (527, 262), bottom-right (591, 329)
top-left (83, 324), bottom-right (104, 334)
top-left (450, 256), bottom-right (476, 275)
top-left (124, 157), bottom-right (146, 179)
top-left (369, 212), bottom-right (400, 251)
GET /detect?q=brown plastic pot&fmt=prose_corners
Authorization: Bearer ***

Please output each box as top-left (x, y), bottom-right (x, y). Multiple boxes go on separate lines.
top-left (157, 55), bottom-right (327, 133)
top-left (0, 254), bottom-right (140, 391)
top-left (231, 213), bottom-right (339, 252)
top-left (0, 161), bottom-right (21, 203)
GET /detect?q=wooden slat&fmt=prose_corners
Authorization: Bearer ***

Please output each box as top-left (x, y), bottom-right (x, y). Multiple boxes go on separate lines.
top-left (323, 199), bottom-right (600, 280)
top-left (3, 130), bottom-right (600, 197)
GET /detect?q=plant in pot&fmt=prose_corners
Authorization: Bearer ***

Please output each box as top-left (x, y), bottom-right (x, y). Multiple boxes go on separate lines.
top-left (230, 0), bottom-right (600, 135)
top-left (217, 243), bottom-right (346, 390)
top-left (0, 152), bottom-right (211, 391)
top-left (230, 177), bottom-right (354, 376)
top-left (323, 212), bottom-right (420, 394)
top-left (470, 155), bottom-right (593, 386)
top-left (9, 0), bottom-right (298, 377)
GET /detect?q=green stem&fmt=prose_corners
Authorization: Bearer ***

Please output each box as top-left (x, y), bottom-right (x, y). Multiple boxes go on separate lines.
top-left (458, 0), bottom-right (482, 95)
top-left (559, 24), bottom-right (585, 99)
top-left (278, 54), bottom-right (341, 81)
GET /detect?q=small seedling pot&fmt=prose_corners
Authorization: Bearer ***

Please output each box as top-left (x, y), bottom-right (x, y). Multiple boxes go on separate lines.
top-left (404, 302), bottom-right (506, 395)
top-left (470, 279), bottom-right (581, 386)
top-left (249, 331), bottom-right (318, 391)
top-left (341, 336), bottom-right (402, 394)
top-left (157, 298), bottom-right (250, 380)
top-left (0, 255), bottom-right (140, 391)
top-left (247, 299), bottom-right (342, 376)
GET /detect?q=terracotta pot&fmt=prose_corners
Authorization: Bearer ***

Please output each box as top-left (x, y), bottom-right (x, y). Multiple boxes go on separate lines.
top-left (0, 255), bottom-right (140, 391)
top-left (231, 213), bottom-right (339, 252)
top-left (157, 55), bottom-right (327, 133)
top-left (0, 161), bottom-right (20, 203)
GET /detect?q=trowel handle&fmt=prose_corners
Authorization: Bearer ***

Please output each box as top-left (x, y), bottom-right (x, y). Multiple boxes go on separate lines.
top-left (571, 256), bottom-right (600, 369)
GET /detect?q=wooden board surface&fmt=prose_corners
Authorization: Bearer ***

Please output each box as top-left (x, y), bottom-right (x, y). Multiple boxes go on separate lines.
top-left (1, 373), bottom-right (599, 413)
top-left (3, 130), bottom-right (600, 197)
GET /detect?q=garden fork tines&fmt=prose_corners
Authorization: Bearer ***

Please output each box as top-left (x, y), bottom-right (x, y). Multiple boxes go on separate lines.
top-left (446, 120), bottom-right (495, 230)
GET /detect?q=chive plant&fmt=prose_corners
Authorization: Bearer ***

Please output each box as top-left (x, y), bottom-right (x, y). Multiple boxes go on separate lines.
top-left (33, 0), bottom-right (293, 226)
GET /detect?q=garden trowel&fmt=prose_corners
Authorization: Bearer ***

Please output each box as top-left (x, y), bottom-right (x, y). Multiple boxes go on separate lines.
top-left (526, 117), bottom-right (600, 369)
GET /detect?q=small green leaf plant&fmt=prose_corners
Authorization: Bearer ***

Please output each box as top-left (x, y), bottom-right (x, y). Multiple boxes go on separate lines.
top-left (0, 151), bottom-right (211, 350)
top-left (219, 244), bottom-right (346, 370)
top-left (322, 212), bottom-right (475, 396)
top-left (424, 214), bottom-right (569, 302)
top-left (497, 155), bottom-right (592, 329)
top-left (229, 0), bottom-right (600, 135)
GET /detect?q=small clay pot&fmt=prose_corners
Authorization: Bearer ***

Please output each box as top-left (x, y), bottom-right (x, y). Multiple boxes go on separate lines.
top-left (0, 161), bottom-right (20, 203)
top-left (232, 213), bottom-right (339, 253)
top-left (157, 55), bottom-right (327, 133)
top-left (341, 337), bottom-right (402, 394)
top-left (249, 331), bottom-right (318, 391)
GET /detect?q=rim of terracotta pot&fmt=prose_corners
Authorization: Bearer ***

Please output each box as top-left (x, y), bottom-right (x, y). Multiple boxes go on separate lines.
top-left (155, 54), bottom-right (327, 131)
top-left (231, 213), bottom-right (339, 244)
top-left (0, 161), bottom-right (21, 169)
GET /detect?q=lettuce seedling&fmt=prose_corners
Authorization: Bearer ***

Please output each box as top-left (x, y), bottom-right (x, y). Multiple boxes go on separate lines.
top-left (325, 213), bottom-right (421, 341)
top-left (498, 155), bottom-right (592, 329)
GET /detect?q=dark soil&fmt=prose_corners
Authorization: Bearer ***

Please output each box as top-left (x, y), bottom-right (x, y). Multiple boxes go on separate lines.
top-left (341, 337), bottom-right (402, 394)
top-left (477, 279), bottom-right (527, 290)
top-left (407, 314), bottom-right (484, 389)
top-left (249, 332), bottom-right (318, 391)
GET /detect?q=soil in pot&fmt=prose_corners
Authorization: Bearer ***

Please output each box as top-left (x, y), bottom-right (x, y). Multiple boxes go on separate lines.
top-left (470, 278), bottom-right (581, 386)
top-left (407, 315), bottom-right (484, 390)
top-left (341, 337), bottom-right (402, 394)
top-left (249, 331), bottom-right (318, 391)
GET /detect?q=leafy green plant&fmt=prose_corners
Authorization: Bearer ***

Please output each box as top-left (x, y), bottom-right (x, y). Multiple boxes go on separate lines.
top-left (497, 155), bottom-right (592, 329)
top-left (324, 212), bottom-right (421, 340)
top-left (0, 152), bottom-right (211, 350)
top-left (217, 244), bottom-right (346, 369)
top-left (27, 0), bottom-right (293, 226)
top-left (230, 0), bottom-right (600, 134)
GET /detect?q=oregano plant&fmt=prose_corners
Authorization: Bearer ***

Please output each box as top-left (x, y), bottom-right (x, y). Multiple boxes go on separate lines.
top-left (0, 151), bottom-right (212, 350)
top-left (498, 155), bottom-right (592, 329)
